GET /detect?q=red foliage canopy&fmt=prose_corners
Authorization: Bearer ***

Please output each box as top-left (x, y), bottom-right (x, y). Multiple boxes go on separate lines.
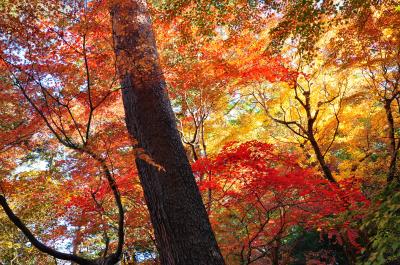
top-left (192, 141), bottom-right (369, 263)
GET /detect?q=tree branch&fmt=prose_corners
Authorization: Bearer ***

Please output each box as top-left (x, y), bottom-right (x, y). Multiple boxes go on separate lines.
top-left (0, 195), bottom-right (95, 265)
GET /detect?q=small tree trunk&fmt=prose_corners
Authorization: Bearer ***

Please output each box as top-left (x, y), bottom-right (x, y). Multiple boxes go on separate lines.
top-left (110, 1), bottom-right (225, 264)
top-left (302, 91), bottom-right (336, 183)
top-left (308, 132), bottom-right (336, 183)
top-left (271, 239), bottom-right (281, 265)
top-left (384, 99), bottom-right (398, 183)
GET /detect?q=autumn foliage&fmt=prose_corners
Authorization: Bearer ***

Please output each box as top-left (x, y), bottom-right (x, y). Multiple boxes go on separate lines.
top-left (193, 141), bottom-right (369, 264)
top-left (1, 0), bottom-right (400, 265)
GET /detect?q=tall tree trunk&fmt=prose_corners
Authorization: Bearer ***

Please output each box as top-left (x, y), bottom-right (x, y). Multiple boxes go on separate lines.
top-left (110, 1), bottom-right (225, 265)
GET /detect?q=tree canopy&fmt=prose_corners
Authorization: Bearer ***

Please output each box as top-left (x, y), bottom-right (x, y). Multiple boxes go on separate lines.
top-left (0, 0), bottom-right (399, 264)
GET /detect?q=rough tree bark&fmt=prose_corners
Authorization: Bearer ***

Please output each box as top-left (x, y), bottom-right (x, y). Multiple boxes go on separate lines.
top-left (110, 1), bottom-right (225, 264)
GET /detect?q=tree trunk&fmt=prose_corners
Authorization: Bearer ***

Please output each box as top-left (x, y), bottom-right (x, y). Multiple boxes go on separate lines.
top-left (271, 240), bottom-right (280, 265)
top-left (110, 1), bottom-right (225, 265)
top-left (308, 134), bottom-right (336, 183)
top-left (384, 99), bottom-right (398, 183)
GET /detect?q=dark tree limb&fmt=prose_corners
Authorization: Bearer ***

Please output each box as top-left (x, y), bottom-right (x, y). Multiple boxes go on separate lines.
top-left (0, 195), bottom-right (96, 265)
